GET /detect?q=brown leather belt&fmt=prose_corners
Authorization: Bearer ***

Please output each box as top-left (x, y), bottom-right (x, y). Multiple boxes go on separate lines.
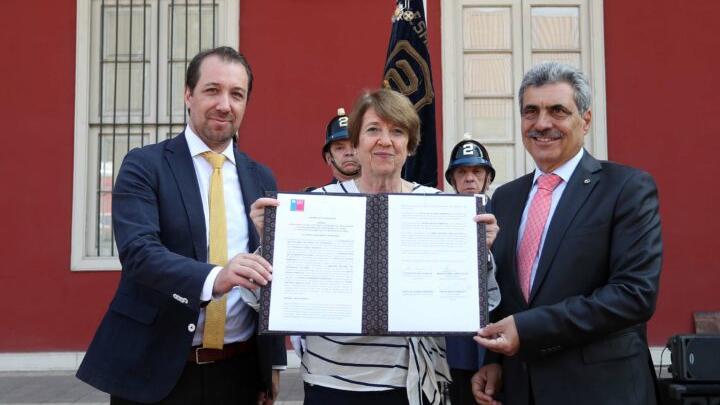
top-left (188, 340), bottom-right (254, 364)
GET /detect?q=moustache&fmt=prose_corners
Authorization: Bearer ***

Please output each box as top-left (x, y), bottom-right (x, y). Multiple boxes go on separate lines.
top-left (527, 129), bottom-right (563, 140)
top-left (207, 112), bottom-right (234, 122)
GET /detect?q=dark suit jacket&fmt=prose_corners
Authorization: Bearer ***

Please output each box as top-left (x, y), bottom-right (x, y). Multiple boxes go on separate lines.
top-left (77, 133), bottom-right (287, 403)
top-left (488, 151), bottom-right (662, 405)
top-left (446, 335), bottom-right (483, 371)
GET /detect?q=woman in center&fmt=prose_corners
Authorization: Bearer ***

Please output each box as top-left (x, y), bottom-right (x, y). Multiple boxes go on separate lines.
top-left (319, 88), bottom-right (429, 194)
top-left (251, 88), bottom-right (499, 405)
top-left (304, 89), bottom-right (448, 405)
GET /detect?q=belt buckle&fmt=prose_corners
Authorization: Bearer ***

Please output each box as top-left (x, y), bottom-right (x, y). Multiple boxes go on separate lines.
top-left (194, 347), bottom-right (216, 365)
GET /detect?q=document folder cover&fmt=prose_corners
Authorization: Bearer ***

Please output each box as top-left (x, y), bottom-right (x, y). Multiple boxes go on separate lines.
top-left (258, 191), bottom-right (489, 336)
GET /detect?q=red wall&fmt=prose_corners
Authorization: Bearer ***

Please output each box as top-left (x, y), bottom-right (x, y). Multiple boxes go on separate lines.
top-left (0, 0), bottom-right (121, 350)
top-left (1, 0), bottom-right (716, 351)
top-left (604, 0), bottom-right (720, 344)
top-left (0, 0), bottom-right (443, 351)
top-left (239, 0), bottom-right (444, 190)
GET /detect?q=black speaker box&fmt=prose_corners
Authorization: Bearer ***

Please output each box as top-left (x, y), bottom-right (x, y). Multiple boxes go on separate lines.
top-left (659, 380), bottom-right (720, 405)
top-left (668, 335), bottom-right (720, 382)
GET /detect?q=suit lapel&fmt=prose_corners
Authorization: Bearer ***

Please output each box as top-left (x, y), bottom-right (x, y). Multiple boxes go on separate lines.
top-left (233, 144), bottom-right (261, 251)
top-left (529, 151), bottom-right (602, 302)
top-left (165, 132), bottom-right (208, 262)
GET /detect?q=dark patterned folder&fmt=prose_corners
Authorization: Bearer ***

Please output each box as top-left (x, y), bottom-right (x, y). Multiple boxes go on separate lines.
top-left (259, 191), bottom-right (488, 336)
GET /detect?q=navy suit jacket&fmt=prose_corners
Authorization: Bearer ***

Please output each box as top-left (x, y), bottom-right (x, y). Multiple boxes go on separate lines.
top-left (77, 133), bottom-right (286, 403)
top-left (488, 151), bottom-right (662, 405)
top-left (446, 336), bottom-right (483, 371)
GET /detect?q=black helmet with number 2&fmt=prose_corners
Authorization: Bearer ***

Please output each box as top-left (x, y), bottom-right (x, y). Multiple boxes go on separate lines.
top-left (445, 135), bottom-right (495, 187)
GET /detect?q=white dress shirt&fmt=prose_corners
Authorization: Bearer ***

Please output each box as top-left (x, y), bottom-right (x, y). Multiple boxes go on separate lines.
top-left (517, 148), bottom-right (584, 290)
top-left (184, 125), bottom-right (255, 346)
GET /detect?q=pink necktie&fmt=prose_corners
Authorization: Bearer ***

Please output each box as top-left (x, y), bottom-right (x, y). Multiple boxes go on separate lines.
top-left (517, 173), bottom-right (562, 302)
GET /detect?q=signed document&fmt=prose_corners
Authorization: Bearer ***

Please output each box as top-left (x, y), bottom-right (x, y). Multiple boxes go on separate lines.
top-left (387, 194), bottom-right (480, 332)
top-left (259, 192), bottom-right (488, 336)
top-left (267, 193), bottom-right (367, 334)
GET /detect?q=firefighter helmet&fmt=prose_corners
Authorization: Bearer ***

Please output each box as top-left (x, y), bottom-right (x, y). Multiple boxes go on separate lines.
top-left (322, 107), bottom-right (350, 159)
top-left (444, 136), bottom-right (495, 187)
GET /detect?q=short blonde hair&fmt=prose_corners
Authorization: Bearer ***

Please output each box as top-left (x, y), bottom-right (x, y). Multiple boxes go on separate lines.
top-left (348, 88), bottom-right (420, 155)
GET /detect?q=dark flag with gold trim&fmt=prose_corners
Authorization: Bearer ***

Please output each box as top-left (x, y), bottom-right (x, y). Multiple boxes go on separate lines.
top-left (383, 0), bottom-right (437, 187)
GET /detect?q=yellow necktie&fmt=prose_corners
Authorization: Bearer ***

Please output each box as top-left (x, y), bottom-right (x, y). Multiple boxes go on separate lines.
top-left (201, 151), bottom-right (228, 349)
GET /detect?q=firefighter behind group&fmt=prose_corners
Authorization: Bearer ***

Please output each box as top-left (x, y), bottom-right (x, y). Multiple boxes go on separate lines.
top-left (322, 107), bottom-right (360, 183)
top-left (445, 135), bottom-right (495, 194)
top-left (444, 134), bottom-right (496, 405)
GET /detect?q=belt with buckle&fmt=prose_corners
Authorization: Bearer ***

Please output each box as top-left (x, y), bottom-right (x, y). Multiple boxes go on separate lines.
top-left (189, 340), bottom-right (254, 364)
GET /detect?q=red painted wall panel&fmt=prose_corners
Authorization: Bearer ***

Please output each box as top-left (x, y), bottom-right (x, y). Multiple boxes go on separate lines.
top-left (238, 0), bottom-right (444, 190)
top-left (604, 0), bottom-right (720, 344)
top-left (0, 0), bottom-right (121, 350)
top-left (3, 0), bottom-right (713, 351)
top-left (0, 0), bottom-right (444, 350)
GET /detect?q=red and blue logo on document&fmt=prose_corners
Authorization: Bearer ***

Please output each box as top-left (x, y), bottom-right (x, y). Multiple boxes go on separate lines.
top-left (290, 199), bottom-right (305, 212)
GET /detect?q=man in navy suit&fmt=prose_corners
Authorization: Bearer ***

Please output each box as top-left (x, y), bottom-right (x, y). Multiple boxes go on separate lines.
top-left (77, 47), bottom-right (286, 404)
top-left (472, 62), bottom-right (662, 405)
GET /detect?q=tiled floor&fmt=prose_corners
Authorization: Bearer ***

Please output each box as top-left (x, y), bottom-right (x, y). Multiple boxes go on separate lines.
top-left (0, 369), bottom-right (304, 405)
top-left (0, 366), bottom-right (678, 404)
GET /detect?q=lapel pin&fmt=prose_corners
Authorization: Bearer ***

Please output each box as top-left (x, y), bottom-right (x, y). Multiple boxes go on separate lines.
top-left (583, 178), bottom-right (591, 184)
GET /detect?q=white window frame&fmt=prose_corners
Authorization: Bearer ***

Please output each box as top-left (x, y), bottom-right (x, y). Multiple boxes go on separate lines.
top-left (71, 0), bottom-right (239, 271)
top-left (440, 0), bottom-right (606, 191)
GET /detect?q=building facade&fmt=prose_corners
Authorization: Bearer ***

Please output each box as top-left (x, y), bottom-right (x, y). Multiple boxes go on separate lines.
top-left (1, 0), bottom-right (718, 361)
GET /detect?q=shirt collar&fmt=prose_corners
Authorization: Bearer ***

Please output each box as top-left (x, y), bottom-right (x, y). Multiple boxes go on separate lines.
top-left (532, 148), bottom-right (584, 185)
top-left (184, 124), bottom-right (236, 165)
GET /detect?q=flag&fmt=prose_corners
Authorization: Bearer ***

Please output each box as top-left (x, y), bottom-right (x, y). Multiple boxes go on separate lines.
top-left (383, 0), bottom-right (437, 187)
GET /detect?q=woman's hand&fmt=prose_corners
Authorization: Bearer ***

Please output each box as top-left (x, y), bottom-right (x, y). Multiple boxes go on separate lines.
top-left (250, 198), bottom-right (280, 240)
top-left (474, 213), bottom-right (499, 248)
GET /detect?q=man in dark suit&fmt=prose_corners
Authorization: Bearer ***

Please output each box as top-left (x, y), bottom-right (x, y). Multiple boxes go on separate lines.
top-left (77, 47), bottom-right (286, 404)
top-left (471, 62), bottom-right (662, 405)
